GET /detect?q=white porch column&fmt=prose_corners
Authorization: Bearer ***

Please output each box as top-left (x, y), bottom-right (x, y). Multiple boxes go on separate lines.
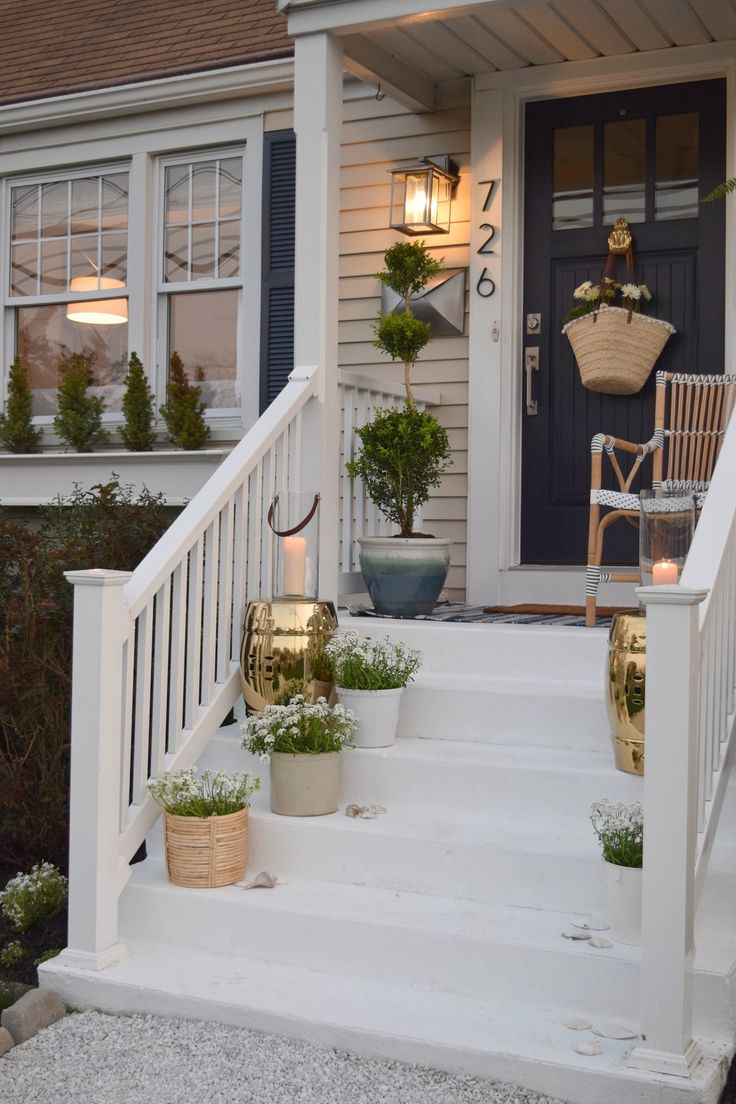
top-left (628, 584), bottom-right (707, 1077)
top-left (60, 569), bottom-right (131, 971)
top-left (293, 31), bottom-right (343, 603)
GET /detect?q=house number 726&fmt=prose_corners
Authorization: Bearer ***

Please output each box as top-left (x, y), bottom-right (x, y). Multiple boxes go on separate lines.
top-left (476, 179), bottom-right (498, 298)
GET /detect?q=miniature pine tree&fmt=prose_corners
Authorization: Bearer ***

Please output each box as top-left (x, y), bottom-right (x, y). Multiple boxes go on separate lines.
top-left (159, 351), bottom-right (210, 450)
top-left (121, 352), bottom-right (155, 451)
top-left (53, 353), bottom-right (109, 453)
top-left (0, 357), bottom-right (42, 453)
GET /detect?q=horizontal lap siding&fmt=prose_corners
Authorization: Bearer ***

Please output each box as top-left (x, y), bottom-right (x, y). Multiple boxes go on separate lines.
top-left (339, 96), bottom-right (471, 601)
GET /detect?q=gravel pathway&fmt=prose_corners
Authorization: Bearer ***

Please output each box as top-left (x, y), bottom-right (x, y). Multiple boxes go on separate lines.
top-left (0, 1010), bottom-right (569, 1104)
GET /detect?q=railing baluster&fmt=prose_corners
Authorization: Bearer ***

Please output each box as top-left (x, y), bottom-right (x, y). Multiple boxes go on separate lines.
top-left (132, 603), bottom-right (153, 806)
top-left (217, 499), bottom-right (235, 683)
top-left (201, 519), bottom-right (219, 706)
top-left (232, 484), bottom-right (249, 662)
top-left (168, 560), bottom-right (187, 753)
top-left (250, 463), bottom-right (264, 599)
top-left (120, 633), bottom-right (134, 830)
top-left (184, 538), bottom-right (203, 729)
top-left (150, 579), bottom-right (171, 781)
top-left (704, 617), bottom-right (715, 801)
top-left (341, 385), bottom-right (354, 573)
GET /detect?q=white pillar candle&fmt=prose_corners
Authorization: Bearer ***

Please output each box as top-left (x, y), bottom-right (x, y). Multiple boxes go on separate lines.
top-left (652, 559), bottom-right (679, 585)
top-left (283, 536), bottom-right (307, 595)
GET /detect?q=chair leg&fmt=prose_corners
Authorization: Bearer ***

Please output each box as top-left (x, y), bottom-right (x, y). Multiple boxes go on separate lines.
top-left (586, 456), bottom-right (603, 627)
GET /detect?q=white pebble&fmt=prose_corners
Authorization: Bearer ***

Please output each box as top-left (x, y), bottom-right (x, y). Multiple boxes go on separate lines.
top-left (574, 1041), bottom-right (604, 1056)
top-left (563, 1018), bottom-right (592, 1031)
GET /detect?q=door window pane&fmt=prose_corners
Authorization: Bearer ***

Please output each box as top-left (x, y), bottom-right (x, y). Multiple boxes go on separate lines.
top-left (16, 304), bottom-right (127, 415)
top-left (656, 113), bottom-right (699, 221)
top-left (168, 290), bottom-right (238, 409)
top-left (603, 118), bottom-right (646, 224)
top-left (553, 125), bottom-right (594, 230)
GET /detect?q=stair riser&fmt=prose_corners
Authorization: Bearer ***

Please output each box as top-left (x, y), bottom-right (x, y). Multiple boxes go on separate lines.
top-left (118, 883), bottom-right (732, 1040)
top-left (398, 685), bottom-right (610, 747)
top-left (343, 619), bottom-right (609, 683)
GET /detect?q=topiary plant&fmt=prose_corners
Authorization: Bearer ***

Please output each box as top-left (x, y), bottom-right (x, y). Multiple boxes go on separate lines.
top-left (121, 352), bottom-right (155, 452)
top-left (53, 353), bottom-right (109, 452)
top-left (159, 351), bottom-right (210, 450)
top-left (0, 358), bottom-right (42, 454)
top-left (374, 240), bottom-right (442, 405)
top-left (346, 403), bottom-right (450, 537)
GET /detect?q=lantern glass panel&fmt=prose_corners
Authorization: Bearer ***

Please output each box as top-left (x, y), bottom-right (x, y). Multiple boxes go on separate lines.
top-left (270, 491), bottom-right (320, 600)
top-left (639, 488), bottom-right (696, 588)
top-left (405, 171), bottom-right (432, 230)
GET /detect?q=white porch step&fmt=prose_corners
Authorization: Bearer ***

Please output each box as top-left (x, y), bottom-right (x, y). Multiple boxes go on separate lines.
top-left (119, 862), bottom-right (736, 1043)
top-left (41, 939), bottom-right (727, 1104)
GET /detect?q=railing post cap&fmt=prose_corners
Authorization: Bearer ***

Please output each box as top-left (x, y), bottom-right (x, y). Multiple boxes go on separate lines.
top-left (636, 584), bottom-right (708, 607)
top-left (64, 568), bottom-right (132, 587)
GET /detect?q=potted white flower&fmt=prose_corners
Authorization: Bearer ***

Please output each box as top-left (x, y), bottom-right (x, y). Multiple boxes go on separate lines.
top-left (241, 695), bottom-right (357, 816)
top-left (148, 767), bottom-right (261, 889)
top-left (590, 799), bottom-right (643, 945)
top-left (326, 631), bottom-right (421, 748)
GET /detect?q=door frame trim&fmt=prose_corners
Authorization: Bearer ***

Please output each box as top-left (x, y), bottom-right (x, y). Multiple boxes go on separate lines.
top-left (466, 43), bottom-right (735, 606)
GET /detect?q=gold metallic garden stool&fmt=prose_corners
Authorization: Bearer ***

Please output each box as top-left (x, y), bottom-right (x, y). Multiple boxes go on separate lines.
top-left (606, 609), bottom-right (646, 776)
top-left (240, 598), bottom-right (337, 717)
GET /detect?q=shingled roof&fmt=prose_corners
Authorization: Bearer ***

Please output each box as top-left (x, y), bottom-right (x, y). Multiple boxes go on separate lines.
top-left (0, 0), bottom-right (293, 106)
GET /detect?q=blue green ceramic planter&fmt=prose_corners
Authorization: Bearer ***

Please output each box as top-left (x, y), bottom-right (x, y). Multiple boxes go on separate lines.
top-left (358, 537), bottom-right (452, 618)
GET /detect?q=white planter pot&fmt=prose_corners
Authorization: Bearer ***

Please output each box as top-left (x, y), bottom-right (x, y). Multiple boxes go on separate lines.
top-left (604, 861), bottom-right (642, 945)
top-left (336, 686), bottom-right (403, 748)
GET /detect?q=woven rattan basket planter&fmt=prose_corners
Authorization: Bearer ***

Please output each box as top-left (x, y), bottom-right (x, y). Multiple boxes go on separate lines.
top-left (164, 808), bottom-right (248, 888)
top-left (563, 306), bottom-right (675, 395)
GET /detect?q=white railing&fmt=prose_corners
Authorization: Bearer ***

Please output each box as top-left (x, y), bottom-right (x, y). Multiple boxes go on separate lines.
top-left (63, 367), bottom-right (319, 969)
top-left (630, 409), bottom-right (736, 1077)
top-left (337, 369), bottom-right (440, 597)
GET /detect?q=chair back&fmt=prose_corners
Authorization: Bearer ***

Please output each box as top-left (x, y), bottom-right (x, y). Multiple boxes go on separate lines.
top-left (655, 372), bottom-right (736, 486)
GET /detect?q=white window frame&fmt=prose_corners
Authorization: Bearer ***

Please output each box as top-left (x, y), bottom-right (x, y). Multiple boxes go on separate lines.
top-left (2, 160), bottom-right (131, 427)
top-left (154, 145), bottom-right (247, 427)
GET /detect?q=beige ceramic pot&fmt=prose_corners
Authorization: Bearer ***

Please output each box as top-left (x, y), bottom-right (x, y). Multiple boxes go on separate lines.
top-left (269, 751), bottom-right (340, 816)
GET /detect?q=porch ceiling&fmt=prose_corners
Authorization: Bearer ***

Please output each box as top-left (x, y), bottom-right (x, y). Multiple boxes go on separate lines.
top-left (282, 0), bottom-right (736, 110)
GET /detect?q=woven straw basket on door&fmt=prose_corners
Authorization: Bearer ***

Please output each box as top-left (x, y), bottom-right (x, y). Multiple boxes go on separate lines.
top-left (563, 305), bottom-right (676, 395)
top-left (164, 808), bottom-right (248, 888)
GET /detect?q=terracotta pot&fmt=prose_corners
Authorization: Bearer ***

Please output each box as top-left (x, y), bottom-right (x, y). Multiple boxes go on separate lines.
top-left (269, 751), bottom-right (340, 816)
top-left (336, 686), bottom-right (403, 747)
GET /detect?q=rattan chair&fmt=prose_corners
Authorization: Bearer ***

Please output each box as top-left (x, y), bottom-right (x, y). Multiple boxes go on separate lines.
top-left (585, 370), bottom-right (736, 626)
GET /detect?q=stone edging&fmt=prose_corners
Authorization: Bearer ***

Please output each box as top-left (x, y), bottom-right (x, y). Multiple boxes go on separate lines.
top-left (0, 987), bottom-right (66, 1053)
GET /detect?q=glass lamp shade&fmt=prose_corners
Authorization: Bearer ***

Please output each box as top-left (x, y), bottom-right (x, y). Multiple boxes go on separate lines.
top-left (639, 488), bottom-right (696, 588)
top-left (66, 276), bottom-right (128, 325)
top-left (389, 162), bottom-right (454, 235)
top-left (270, 491), bottom-right (320, 600)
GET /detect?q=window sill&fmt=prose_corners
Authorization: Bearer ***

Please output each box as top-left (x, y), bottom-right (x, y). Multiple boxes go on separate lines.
top-left (0, 448), bottom-right (228, 507)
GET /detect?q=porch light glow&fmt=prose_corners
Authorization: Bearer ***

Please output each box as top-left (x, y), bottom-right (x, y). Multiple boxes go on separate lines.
top-left (66, 276), bottom-right (128, 325)
top-left (389, 157), bottom-right (459, 235)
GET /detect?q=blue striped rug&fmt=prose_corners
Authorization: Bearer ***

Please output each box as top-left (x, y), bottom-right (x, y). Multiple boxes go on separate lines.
top-left (350, 603), bottom-right (613, 627)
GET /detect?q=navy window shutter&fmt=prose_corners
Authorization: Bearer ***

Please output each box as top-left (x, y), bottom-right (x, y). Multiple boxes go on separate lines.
top-left (260, 130), bottom-right (296, 412)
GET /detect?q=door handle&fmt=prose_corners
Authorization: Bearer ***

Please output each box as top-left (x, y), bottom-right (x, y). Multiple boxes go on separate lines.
top-left (525, 347), bottom-right (539, 415)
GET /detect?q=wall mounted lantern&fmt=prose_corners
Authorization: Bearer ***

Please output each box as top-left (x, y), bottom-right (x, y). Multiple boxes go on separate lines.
top-left (388, 156), bottom-right (459, 235)
top-left (66, 275), bottom-right (128, 325)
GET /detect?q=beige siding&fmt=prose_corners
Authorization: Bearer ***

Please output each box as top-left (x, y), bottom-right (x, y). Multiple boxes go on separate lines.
top-left (339, 94), bottom-right (471, 600)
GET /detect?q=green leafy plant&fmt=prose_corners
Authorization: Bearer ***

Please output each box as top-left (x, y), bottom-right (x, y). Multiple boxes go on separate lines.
top-left (374, 240), bottom-right (442, 405)
top-left (242, 696), bottom-right (357, 760)
top-left (159, 351), bottom-right (210, 450)
top-left (121, 352), bottom-right (155, 452)
top-left (346, 403), bottom-right (451, 537)
top-left (53, 353), bottom-right (109, 452)
top-left (148, 768), bottom-right (260, 818)
top-left (0, 480), bottom-right (171, 869)
top-left (563, 279), bottom-right (652, 326)
top-left (590, 800), bottom-right (643, 869)
top-left (703, 179), bottom-right (736, 203)
top-left (0, 863), bottom-right (67, 932)
top-left (34, 948), bottom-right (61, 966)
top-left (326, 631), bottom-right (421, 690)
top-left (0, 358), bottom-right (42, 454)
top-left (0, 941), bottom-right (23, 969)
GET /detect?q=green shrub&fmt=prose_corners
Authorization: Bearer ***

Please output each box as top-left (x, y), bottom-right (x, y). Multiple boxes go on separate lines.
top-left (0, 480), bottom-right (171, 869)
top-left (0, 863), bottom-right (67, 932)
top-left (374, 241), bottom-right (442, 405)
top-left (121, 352), bottom-right (155, 452)
top-left (53, 353), bottom-right (109, 452)
top-left (159, 351), bottom-right (210, 450)
top-left (0, 941), bottom-right (23, 969)
top-left (0, 358), bottom-right (42, 454)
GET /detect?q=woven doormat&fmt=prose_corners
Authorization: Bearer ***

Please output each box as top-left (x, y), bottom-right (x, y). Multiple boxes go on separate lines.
top-left (350, 602), bottom-right (613, 627)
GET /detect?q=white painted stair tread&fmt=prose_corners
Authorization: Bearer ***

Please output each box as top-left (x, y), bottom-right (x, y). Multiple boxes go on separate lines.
top-left (41, 939), bottom-right (724, 1104)
top-left (407, 669), bottom-right (605, 697)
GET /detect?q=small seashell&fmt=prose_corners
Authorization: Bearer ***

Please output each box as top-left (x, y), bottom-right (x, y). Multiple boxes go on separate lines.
top-left (562, 929), bottom-right (592, 940)
top-left (346, 803), bottom-right (388, 819)
top-left (589, 936), bottom-right (613, 949)
top-left (574, 1041), bottom-right (604, 1056)
top-left (571, 918), bottom-right (609, 931)
top-left (345, 804), bottom-right (362, 818)
top-left (563, 1017), bottom-right (592, 1031)
top-left (242, 871), bottom-right (279, 890)
top-left (592, 1023), bottom-right (639, 1040)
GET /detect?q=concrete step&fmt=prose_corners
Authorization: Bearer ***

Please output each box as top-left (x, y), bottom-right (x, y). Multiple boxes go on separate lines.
top-left (40, 939), bottom-right (727, 1104)
top-left (119, 861), bottom-right (736, 1043)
